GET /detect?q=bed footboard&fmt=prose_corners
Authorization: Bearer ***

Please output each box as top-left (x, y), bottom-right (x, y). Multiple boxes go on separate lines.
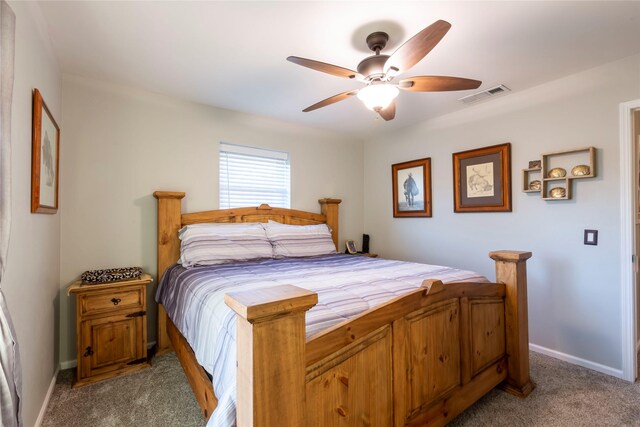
top-left (490, 250), bottom-right (534, 397)
top-left (225, 285), bottom-right (318, 426)
top-left (226, 251), bottom-right (533, 427)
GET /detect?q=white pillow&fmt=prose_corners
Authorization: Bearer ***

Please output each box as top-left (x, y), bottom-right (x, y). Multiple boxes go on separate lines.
top-left (179, 223), bottom-right (273, 267)
top-left (264, 222), bottom-right (337, 258)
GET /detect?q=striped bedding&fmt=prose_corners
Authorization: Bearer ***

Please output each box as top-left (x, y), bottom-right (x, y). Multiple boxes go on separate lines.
top-left (178, 223), bottom-right (273, 267)
top-left (156, 254), bottom-right (488, 427)
top-left (263, 222), bottom-right (337, 258)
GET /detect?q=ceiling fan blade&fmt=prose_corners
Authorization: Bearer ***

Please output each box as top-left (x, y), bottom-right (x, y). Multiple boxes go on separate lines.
top-left (378, 100), bottom-right (396, 121)
top-left (383, 20), bottom-right (451, 76)
top-left (302, 89), bottom-right (359, 112)
top-left (287, 56), bottom-right (363, 80)
top-left (398, 76), bottom-right (481, 92)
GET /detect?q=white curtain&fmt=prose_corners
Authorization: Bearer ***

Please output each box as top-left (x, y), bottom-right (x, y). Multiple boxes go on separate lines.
top-left (0, 1), bottom-right (21, 426)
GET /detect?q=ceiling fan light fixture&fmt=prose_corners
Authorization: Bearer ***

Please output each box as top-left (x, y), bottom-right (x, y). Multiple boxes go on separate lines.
top-left (290, 20), bottom-right (477, 121)
top-left (357, 83), bottom-right (399, 111)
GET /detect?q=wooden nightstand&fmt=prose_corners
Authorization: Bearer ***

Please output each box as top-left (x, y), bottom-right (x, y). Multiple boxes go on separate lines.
top-left (349, 252), bottom-right (378, 258)
top-left (68, 274), bottom-right (153, 388)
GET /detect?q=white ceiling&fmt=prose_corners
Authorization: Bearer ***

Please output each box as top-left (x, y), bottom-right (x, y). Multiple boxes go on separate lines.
top-left (38, 1), bottom-right (640, 137)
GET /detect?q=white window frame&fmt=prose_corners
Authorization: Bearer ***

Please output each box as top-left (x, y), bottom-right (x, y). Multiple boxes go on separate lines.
top-left (219, 142), bottom-right (291, 209)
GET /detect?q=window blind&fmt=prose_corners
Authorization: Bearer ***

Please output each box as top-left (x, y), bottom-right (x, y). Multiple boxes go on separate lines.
top-left (219, 142), bottom-right (291, 209)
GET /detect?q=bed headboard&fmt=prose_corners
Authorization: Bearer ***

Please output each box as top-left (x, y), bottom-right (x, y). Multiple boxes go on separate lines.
top-left (152, 190), bottom-right (341, 352)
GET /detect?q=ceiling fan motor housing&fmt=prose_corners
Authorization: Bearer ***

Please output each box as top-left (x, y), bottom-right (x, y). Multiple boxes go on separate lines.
top-left (357, 55), bottom-right (389, 81)
top-left (358, 31), bottom-right (391, 81)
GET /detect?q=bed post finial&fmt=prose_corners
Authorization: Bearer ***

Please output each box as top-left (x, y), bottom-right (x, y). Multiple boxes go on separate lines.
top-left (318, 198), bottom-right (341, 250)
top-left (225, 285), bottom-right (318, 427)
top-left (154, 191), bottom-right (186, 353)
top-left (489, 250), bottom-right (534, 398)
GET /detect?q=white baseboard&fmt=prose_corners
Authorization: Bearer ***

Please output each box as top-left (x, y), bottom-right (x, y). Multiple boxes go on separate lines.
top-left (34, 367), bottom-right (59, 427)
top-left (530, 343), bottom-right (624, 379)
top-left (59, 341), bottom-right (158, 371)
top-left (59, 359), bottom-right (76, 370)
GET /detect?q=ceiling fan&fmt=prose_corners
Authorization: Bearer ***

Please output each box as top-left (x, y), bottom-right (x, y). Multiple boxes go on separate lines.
top-left (287, 20), bottom-right (481, 121)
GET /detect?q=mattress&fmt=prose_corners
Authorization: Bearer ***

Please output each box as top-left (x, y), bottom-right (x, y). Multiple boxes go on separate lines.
top-left (156, 254), bottom-right (487, 426)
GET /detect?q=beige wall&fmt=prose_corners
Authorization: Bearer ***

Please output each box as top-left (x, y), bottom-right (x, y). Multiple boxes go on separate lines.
top-left (363, 54), bottom-right (640, 374)
top-left (58, 75), bottom-right (364, 364)
top-left (2, 2), bottom-right (61, 425)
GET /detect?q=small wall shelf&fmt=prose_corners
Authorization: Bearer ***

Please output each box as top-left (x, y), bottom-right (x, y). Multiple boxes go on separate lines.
top-left (542, 178), bottom-right (571, 200)
top-left (522, 167), bottom-right (541, 193)
top-left (522, 146), bottom-right (596, 201)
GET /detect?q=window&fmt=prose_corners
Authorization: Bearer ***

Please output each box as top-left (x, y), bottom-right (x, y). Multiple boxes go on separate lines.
top-left (219, 142), bottom-right (290, 209)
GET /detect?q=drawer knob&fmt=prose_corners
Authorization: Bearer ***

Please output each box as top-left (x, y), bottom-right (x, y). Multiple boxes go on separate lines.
top-left (111, 298), bottom-right (122, 305)
top-left (83, 346), bottom-right (93, 357)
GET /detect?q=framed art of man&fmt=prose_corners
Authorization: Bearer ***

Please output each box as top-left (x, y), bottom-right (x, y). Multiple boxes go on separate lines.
top-left (391, 157), bottom-right (432, 218)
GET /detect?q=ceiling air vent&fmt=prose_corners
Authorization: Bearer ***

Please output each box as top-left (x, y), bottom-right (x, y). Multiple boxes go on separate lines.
top-left (458, 85), bottom-right (510, 104)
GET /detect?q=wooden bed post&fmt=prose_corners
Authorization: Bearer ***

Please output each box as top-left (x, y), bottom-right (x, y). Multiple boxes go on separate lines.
top-left (489, 250), bottom-right (535, 397)
top-left (153, 191), bottom-right (185, 353)
top-left (318, 198), bottom-right (341, 250)
top-left (225, 285), bottom-right (318, 427)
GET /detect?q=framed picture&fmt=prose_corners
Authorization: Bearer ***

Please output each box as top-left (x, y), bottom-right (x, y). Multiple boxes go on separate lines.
top-left (392, 157), bottom-right (432, 217)
top-left (31, 88), bottom-right (60, 214)
top-left (452, 143), bottom-right (511, 213)
top-left (345, 240), bottom-right (357, 254)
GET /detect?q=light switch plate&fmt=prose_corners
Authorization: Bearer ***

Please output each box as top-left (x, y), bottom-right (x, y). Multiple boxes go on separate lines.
top-left (584, 229), bottom-right (598, 246)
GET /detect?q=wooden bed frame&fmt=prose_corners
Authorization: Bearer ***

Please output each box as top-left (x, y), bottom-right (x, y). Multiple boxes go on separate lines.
top-left (154, 191), bottom-right (534, 426)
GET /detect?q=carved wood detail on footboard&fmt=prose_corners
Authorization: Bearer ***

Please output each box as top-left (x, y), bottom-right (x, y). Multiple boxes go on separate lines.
top-left (306, 326), bottom-right (393, 426)
top-left (302, 281), bottom-right (507, 426)
top-left (226, 251), bottom-right (533, 427)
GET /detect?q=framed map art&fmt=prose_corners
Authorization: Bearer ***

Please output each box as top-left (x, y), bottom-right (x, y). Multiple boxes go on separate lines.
top-left (452, 143), bottom-right (511, 213)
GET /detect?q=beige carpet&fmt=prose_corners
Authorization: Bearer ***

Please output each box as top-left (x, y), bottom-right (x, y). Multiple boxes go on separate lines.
top-left (42, 353), bottom-right (203, 427)
top-left (42, 351), bottom-right (640, 426)
top-left (452, 352), bottom-right (640, 426)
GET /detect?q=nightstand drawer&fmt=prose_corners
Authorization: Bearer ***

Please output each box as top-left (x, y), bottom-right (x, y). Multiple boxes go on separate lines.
top-left (79, 288), bottom-right (144, 316)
